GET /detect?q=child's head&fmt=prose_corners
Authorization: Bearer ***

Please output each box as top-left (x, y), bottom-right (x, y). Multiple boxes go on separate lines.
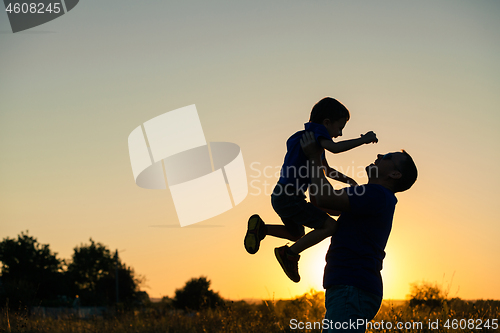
top-left (309, 97), bottom-right (350, 124)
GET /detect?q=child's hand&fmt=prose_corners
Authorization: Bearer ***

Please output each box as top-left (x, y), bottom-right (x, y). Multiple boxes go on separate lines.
top-left (300, 131), bottom-right (324, 158)
top-left (361, 131), bottom-right (378, 144)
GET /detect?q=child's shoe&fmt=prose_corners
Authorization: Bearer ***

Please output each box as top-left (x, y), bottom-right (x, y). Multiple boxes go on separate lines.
top-left (275, 245), bottom-right (300, 282)
top-left (244, 214), bottom-right (266, 254)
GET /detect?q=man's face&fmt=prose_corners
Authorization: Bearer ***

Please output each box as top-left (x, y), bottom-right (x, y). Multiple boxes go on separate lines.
top-left (366, 152), bottom-right (405, 179)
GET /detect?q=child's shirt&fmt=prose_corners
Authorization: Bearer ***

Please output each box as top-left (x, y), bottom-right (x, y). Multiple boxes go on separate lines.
top-left (278, 122), bottom-right (332, 193)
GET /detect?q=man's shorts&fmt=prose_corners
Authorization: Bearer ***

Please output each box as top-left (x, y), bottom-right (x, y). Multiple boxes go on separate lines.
top-left (271, 182), bottom-right (328, 238)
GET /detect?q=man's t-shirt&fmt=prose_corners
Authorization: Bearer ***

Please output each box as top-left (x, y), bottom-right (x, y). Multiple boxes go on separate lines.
top-left (323, 184), bottom-right (397, 297)
top-left (278, 122), bottom-right (332, 193)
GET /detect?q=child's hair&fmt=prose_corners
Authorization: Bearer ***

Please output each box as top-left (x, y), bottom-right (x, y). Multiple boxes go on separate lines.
top-left (309, 97), bottom-right (350, 124)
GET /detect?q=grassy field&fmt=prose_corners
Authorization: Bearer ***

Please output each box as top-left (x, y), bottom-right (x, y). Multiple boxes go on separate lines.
top-left (1, 291), bottom-right (499, 332)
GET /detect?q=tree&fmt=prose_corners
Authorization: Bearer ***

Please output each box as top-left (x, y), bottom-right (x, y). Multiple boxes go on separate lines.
top-left (173, 276), bottom-right (224, 311)
top-left (0, 232), bottom-right (147, 308)
top-left (66, 239), bottom-right (143, 306)
top-left (408, 281), bottom-right (446, 313)
top-left (0, 231), bottom-right (66, 307)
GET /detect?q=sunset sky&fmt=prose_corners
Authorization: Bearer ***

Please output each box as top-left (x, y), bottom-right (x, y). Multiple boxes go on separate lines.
top-left (1, 0), bottom-right (499, 301)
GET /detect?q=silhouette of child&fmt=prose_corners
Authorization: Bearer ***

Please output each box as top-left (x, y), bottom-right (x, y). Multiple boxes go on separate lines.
top-left (244, 97), bottom-right (378, 282)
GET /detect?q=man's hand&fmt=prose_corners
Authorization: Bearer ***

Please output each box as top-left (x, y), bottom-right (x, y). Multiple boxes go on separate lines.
top-left (300, 131), bottom-right (324, 158)
top-left (361, 131), bottom-right (378, 144)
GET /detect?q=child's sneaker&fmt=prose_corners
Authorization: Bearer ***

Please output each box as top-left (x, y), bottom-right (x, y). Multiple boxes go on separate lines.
top-left (275, 245), bottom-right (300, 282)
top-left (244, 214), bottom-right (266, 254)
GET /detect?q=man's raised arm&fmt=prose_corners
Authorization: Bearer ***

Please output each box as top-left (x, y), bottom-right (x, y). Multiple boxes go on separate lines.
top-left (300, 131), bottom-right (351, 212)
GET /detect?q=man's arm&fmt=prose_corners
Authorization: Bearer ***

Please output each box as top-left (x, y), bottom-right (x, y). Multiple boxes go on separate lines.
top-left (302, 132), bottom-right (351, 212)
top-left (322, 158), bottom-right (358, 186)
top-left (319, 131), bottom-right (377, 154)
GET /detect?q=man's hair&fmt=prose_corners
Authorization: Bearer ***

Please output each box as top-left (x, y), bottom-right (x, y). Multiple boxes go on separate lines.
top-left (309, 97), bottom-right (350, 124)
top-left (394, 150), bottom-right (418, 192)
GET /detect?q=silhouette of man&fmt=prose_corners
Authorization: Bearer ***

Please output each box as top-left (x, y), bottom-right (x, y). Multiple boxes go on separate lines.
top-left (300, 131), bottom-right (417, 333)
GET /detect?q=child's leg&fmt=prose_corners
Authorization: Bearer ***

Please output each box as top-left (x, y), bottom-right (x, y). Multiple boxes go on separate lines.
top-left (266, 225), bottom-right (302, 241)
top-left (244, 215), bottom-right (304, 254)
top-left (273, 193), bottom-right (335, 282)
top-left (289, 216), bottom-right (338, 254)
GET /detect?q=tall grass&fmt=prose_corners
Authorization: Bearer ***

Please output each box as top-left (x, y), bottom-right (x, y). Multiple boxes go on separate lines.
top-left (373, 298), bottom-right (499, 333)
top-left (1, 290), bottom-right (498, 333)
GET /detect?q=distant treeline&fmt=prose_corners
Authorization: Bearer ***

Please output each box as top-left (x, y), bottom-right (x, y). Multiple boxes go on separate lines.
top-left (0, 231), bottom-right (144, 308)
top-left (0, 232), bottom-right (225, 312)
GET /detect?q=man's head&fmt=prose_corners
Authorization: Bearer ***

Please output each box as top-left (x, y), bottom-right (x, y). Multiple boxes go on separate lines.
top-left (367, 150), bottom-right (418, 193)
top-left (309, 97), bottom-right (350, 124)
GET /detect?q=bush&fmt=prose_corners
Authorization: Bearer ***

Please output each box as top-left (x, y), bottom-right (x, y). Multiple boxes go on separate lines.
top-left (408, 281), bottom-right (446, 313)
top-left (173, 276), bottom-right (224, 311)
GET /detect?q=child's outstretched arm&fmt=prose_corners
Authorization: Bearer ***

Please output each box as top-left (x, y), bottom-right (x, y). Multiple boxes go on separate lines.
top-left (322, 158), bottom-right (358, 186)
top-left (319, 131), bottom-right (378, 154)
